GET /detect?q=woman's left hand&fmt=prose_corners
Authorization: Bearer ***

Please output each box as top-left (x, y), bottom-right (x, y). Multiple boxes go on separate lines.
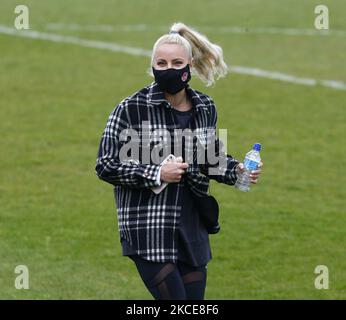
top-left (249, 161), bottom-right (263, 184)
top-left (236, 161), bottom-right (264, 184)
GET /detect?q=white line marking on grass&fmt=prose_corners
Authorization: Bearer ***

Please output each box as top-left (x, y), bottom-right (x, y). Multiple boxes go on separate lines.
top-left (204, 26), bottom-right (346, 37)
top-left (1, 25), bottom-right (345, 91)
top-left (45, 23), bottom-right (152, 33)
top-left (45, 23), bottom-right (346, 37)
top-left (0, 25), bottom-right (152, 57)
top-left (230, 66), bottom-right (346, 90)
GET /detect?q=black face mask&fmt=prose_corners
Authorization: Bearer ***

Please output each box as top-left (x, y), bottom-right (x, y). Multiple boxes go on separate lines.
top-left (152, 64), bottom-right (191, 94)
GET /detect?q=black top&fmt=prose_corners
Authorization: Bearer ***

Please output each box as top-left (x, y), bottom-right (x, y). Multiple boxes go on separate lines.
top-left (121, 105), bottom-right (212, 267)
top-left (172, 107), bottom-right (193, 130)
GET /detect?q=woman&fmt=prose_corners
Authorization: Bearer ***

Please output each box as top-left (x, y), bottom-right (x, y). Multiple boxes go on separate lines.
top-left (95, 22), bottom-right (263, 300)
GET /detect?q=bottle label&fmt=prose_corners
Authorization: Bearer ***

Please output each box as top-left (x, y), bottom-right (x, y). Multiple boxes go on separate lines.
top-left (244, 158), bottom-right (259, 170)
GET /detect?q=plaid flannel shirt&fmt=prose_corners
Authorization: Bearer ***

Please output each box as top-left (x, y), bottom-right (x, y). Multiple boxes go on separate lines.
top-left (95, 81), bottom-right (239, 263)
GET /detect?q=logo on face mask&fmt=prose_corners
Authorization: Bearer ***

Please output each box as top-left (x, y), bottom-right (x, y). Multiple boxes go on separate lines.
top-left (181, 71), bottom-right (189, 82)
top-left (152, 64), bottom-right (191, 95)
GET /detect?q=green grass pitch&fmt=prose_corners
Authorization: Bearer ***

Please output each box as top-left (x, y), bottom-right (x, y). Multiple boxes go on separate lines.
top-left (0, 0), bottom-right (345, 299)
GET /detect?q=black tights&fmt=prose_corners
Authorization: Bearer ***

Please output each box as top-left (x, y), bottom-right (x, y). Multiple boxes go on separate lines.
top-left (129, 255), bottom-right (207, 300)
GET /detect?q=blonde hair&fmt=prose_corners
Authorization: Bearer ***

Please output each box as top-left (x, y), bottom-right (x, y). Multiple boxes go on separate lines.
top-left (148, 22), bottom-right (228, 87)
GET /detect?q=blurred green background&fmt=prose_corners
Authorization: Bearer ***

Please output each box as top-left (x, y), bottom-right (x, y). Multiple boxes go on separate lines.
top-left (0, 0), bottom-right (345, 299)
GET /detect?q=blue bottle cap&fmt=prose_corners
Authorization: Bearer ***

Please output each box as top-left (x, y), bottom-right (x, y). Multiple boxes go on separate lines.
top-left (253, 143), bottom-right (261, 151)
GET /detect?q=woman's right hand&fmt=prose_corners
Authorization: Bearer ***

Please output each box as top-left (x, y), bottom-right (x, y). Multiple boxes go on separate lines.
top-left (160, 161), bottom-right (189, 183)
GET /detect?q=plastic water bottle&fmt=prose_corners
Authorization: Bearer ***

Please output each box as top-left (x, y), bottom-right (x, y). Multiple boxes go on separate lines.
top-left (235, 143), bottom-right (262, 192)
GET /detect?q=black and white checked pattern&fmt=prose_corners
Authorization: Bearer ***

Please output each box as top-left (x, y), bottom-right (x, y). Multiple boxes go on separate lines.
top-left (95, 81), bottom-right (239, 263)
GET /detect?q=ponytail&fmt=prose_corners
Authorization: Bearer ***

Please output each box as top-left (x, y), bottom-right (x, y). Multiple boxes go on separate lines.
top-left (149, 22), bottom-right (228, 87)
